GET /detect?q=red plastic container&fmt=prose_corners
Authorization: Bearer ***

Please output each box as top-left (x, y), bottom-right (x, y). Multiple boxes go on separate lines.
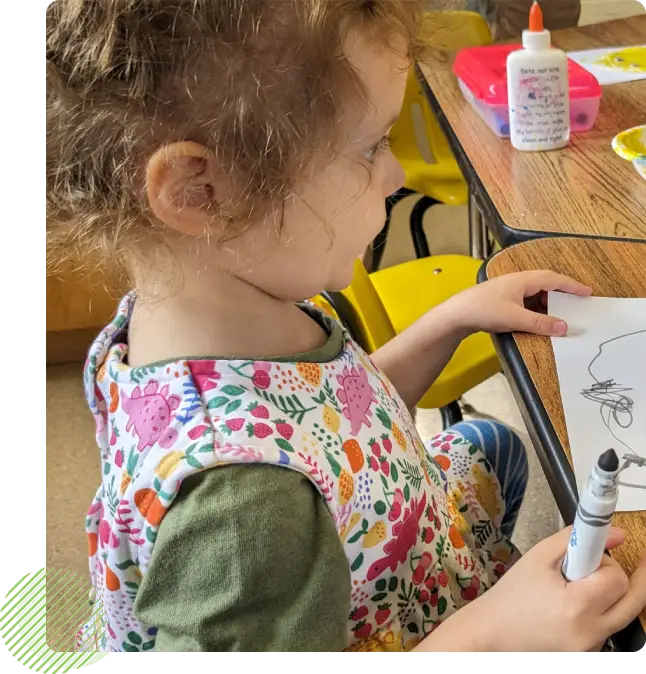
top-left (452, 44), bottom-right (602, 137)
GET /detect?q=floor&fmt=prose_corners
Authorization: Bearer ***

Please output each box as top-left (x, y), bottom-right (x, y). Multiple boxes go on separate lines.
top-left (46, 0), bottom-right (643, 580)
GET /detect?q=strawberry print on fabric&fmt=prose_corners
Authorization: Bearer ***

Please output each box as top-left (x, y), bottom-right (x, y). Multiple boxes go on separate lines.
top-left (80, 293), bottom-right (519, 653)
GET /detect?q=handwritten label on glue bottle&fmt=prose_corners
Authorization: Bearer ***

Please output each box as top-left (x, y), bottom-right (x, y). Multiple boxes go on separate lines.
top-left (510, 65), bottom-right (570, 150)
top-left (507, 2), bottom-right (570, 152)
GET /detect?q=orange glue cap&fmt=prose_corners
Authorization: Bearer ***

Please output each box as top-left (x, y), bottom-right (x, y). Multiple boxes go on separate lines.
top-left (528, 1), bottom-right (544, 33)
top-left (522, 1), bottom-right (550, 49)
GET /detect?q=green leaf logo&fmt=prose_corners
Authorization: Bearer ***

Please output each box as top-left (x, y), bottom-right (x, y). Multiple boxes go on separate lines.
top-left (1, 569), bottom-right (108, 668)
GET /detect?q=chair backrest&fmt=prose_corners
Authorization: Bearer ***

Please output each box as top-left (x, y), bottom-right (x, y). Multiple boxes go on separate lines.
top-left (309, 294), bottom-right (339, 321)
top-left (310, 261), bottom-right (394, 354)
top-left (390, 11), bottom-right (492, 168)
top-left (341, 259), bottom-right (396, 353)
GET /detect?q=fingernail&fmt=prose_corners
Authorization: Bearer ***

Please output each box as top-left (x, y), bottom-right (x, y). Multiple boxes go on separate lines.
top-left (553, 320), bottom-right (567, 336)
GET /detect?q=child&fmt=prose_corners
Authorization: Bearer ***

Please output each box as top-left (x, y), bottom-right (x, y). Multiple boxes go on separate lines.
top-left (47, 0), bottom-right (646, 652)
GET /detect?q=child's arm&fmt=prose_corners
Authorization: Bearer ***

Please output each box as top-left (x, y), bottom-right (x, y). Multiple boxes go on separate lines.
top-left (134, 464), bottom-right (350, 651)
top-left (370, 298), bottom-right (467, 409)
top-left (371, 270), bottom-right (591, 409)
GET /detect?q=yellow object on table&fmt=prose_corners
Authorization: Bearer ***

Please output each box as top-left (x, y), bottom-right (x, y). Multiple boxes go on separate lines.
top-left (416, 16), bottom-right (646, 246)
top-left (612, 124), bottom-right (646, 181)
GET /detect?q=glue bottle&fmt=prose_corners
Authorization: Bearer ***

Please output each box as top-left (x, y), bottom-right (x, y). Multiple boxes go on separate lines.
top-left (507, 1), bottom-right (570, 151)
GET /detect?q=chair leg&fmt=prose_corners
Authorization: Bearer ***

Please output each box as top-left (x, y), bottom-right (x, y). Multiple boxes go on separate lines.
top-left (440, 400), bottom-right (463, 430)
top-left (468, 190), bottom-right (487, 260)
top-left (410, 195), bottom-right (437, 259)
top-left (371, 218), bottom-right (390, 273)
top-left (372, 187), bottom-right (416, 272)
top-left (387, 187), bottom-right (416, 215)
top-left (485, 229), bottom-right (496, 258)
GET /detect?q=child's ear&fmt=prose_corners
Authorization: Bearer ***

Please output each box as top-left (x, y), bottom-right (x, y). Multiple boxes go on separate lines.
top-left (145, 141), bottom-right (223, 237)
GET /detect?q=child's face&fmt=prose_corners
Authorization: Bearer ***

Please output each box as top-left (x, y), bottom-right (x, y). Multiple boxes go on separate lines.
top-left (233, 33), bottom-right (409, 300)
top-left (146, 32), bottom-right (409, 301)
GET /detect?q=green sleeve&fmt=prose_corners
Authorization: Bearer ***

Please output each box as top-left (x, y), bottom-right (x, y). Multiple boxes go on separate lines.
top-left (134, 464), bottom-right (351, 651)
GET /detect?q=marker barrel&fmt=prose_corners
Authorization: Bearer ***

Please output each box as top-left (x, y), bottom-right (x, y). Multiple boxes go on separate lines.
top-left (562, 455), bottom-right (619, 582)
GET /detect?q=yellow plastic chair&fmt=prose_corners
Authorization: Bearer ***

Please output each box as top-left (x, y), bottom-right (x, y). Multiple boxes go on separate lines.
top-left (315, 257), bottom-right (500, 427)
top-left (375, 11), bottom-right (493, 266)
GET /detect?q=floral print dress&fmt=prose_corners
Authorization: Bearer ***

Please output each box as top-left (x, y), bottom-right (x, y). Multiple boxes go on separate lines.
top-left (79, 294), bottom-right (519, 652)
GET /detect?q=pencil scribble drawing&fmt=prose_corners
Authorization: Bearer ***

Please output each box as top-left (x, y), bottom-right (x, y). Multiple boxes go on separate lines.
top-left (580, 330), bottom-right (646, 490)
top-left (550, 293), bottom-right (646, 510)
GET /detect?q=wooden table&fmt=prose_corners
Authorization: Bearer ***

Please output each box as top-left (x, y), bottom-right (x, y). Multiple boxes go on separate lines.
top-left (482, 237), bottom-right (646, 649)
top-left (418, 16), bottom-right (646, 247)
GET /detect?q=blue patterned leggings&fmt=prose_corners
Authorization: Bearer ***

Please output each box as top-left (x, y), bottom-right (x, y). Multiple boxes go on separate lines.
top-left (449, 420), bottom-right (528, 537)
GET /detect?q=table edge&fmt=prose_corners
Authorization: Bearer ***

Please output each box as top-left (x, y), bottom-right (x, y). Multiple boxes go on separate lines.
top-left (415, 63), bottom-right (510, 244)
top-left (478, 254), bottom-right (646, 651)
top-left (477, 259), bottom-right (578, 514)
top-left (415, 62), bottom-right (646, 246)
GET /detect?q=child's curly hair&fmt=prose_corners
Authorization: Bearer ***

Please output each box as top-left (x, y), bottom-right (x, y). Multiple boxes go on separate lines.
top-left (47, 0), bottom-right (424, 272)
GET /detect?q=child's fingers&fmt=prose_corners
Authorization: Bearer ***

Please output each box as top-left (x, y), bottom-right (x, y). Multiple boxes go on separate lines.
top-left (510, 306), bottom-right (568, 337)
top-left (600, 552), bottom-right (646, 634)
top-left (518, 271), bottom-right (593, 298)
top-left (541, 527), bottom-right (623, 566)
top-left (573, 556), bottom-right (630, 614)
top-left (605, 527), bottom-right (626, 550)
top-left (536, 526), bottom-right (573, 566)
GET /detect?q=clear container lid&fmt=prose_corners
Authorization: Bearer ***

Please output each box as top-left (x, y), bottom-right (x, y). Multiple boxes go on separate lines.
top-left (452, 44), bottom-right (602, 105)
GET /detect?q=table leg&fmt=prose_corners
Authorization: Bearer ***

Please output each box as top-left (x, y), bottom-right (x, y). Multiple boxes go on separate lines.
top-left (468, 190), bottom-right (487, 260)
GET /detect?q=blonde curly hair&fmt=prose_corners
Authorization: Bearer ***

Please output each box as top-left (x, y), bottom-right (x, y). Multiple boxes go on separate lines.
top-left (47, 0), bottom-right (425, 272)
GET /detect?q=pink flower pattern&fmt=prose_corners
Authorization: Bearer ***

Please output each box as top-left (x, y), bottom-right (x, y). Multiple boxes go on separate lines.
top-left (78, 294), bottom-right (518, 653)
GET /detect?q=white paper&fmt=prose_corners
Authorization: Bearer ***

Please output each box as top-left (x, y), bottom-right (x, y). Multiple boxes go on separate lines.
top-left (549, 294), bottom-right (646, 512)
top-left (567, 45), bottom-right (646, 85)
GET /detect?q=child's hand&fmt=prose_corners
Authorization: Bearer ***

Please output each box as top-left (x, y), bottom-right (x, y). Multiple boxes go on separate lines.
top-left (450, 271), bottom-right (592, 337)
top-left (419, 527), bottom-right (646, 651)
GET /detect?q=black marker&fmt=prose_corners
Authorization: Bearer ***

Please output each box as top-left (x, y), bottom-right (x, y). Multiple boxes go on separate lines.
top-left (562, 449), bottom-right (620, 581)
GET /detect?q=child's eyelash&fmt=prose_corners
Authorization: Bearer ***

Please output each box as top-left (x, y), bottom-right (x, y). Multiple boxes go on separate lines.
top-left (364, 134), bottom-right (392, 161)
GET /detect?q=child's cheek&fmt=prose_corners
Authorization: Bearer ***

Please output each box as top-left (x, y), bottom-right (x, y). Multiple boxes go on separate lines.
top-left (383, 153), bottom-right (405, 198)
